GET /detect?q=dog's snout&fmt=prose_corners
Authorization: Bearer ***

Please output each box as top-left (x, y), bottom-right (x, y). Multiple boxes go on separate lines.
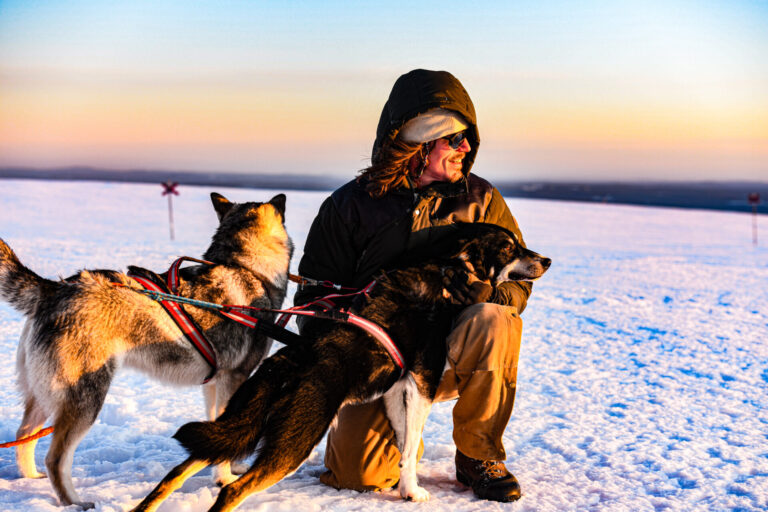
top-left (540, 257), bottom-right (551, 270)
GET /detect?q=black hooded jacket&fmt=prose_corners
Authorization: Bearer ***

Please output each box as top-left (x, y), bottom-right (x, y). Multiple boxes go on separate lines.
top-left (294, 69), bottom-right (532, 311)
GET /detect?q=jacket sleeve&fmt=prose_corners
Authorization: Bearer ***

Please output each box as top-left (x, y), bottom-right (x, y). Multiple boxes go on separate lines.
top-left (294, 195), bottom-right (360, 306)
top-left (484, 187), bottom-right (533, 313)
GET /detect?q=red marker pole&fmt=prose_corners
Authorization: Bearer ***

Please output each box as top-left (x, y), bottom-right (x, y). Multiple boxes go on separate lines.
top-left (748, 193), bottom-right (760, 247)
top-left (161, 181), bottom-right (180, 241)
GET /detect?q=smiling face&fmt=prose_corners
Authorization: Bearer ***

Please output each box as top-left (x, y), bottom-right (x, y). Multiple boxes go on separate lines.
top-left (416, 135), bottom-right (471, 187)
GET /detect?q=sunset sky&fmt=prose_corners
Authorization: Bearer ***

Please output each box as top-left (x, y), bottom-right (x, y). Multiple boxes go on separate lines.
top-left (1, 0), bottom-right (766, 182)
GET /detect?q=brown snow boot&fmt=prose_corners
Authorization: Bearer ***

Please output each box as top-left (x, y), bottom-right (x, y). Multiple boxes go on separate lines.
top-left (455, 450), bottom-right (522, 502)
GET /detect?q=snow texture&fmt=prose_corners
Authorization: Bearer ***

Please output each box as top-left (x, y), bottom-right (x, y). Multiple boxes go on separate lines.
top-left (1, 179), bottom-right (767, 511)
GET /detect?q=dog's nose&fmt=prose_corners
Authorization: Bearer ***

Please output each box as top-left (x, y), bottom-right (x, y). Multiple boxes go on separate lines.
top-left (540, 257), bottom-right (552, 270)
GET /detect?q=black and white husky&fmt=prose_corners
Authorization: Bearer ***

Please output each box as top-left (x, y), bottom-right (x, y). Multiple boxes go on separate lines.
top-left (0, 193), bottom-right (293, 509)
top-left (132, 223), bottom-right (550, 512)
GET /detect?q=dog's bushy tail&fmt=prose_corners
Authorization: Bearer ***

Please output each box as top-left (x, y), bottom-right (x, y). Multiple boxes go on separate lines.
top-left (173, 355), bottom-right (293, 464)
top-left (173, 414), bottom-right (263, 465)
top-left (0, 238), bottom-right (52, 316)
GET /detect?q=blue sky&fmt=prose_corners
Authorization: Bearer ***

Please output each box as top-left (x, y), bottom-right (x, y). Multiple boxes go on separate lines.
top-left (1, 0), bottom-right (766, 181)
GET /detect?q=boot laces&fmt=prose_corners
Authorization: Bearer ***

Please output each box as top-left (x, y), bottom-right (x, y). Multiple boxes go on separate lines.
top-left (480, 460), bottom-right (507, 480)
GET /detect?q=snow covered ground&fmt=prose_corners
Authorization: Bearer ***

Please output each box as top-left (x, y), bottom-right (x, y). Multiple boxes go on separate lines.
top-left (0, 179), bottom-right (767, 511)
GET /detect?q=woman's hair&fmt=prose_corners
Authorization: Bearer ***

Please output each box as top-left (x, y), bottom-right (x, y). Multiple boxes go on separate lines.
top-left (357, 137), bottom-right (423, 198)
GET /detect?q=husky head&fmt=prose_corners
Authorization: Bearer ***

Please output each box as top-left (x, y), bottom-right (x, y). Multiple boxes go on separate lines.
top-left (211, 192), bottom-right (286, 225)
top-left (205, 193), bottom-right (294, 275)
top-left (451, 223), bottom-right (550, 284)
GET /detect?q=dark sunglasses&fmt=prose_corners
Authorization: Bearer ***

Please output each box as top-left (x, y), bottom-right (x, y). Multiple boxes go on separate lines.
top-left (442, 131), bottom-right (468, 149)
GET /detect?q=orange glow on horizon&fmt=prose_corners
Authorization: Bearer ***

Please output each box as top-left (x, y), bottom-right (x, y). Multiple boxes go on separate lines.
top-left (0, 85), bottom-right (373, 147)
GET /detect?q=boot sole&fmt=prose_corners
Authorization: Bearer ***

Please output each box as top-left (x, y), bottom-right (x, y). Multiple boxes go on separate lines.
top-left (456, 469), bottom-right (522, 502)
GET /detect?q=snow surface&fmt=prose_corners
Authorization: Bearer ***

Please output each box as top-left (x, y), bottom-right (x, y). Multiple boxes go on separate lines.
top-left (1, 179), bottom-right (767, 512)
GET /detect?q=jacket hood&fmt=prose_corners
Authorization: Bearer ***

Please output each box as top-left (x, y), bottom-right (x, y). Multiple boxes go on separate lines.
top-left (372, 69), bottom-right (479, 176)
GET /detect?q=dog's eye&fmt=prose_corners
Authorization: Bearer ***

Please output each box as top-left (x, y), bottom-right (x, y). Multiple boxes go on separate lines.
top-left (501, 242), bottom-right (514, 254)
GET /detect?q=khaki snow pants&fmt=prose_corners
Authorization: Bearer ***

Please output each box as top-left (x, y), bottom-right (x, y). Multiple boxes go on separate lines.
top-left (318, 303), bottom-right (523, 491)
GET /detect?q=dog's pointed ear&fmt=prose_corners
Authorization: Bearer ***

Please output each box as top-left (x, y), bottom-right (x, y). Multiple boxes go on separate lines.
top-left (269, 194), bottom-right (286, 217)
top-left (211, 193), bottom-right (233, 221)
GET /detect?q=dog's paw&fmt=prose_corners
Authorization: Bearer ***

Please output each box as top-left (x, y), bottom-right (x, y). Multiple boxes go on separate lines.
top-left (22, 470), bottom-right (46, 479)
top-left (76, 501), bottom-right (95, 510)
top-left (401, 485), bottom-right (430, 502)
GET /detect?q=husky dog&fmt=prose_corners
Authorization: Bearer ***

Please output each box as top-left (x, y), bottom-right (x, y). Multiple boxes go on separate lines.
top-left (131, 223), bottom-right (550, 512)
top-left (0, 193), bottom-right (293, 509)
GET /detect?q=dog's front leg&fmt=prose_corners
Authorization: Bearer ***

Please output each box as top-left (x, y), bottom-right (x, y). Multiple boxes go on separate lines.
top-left (383, 374), bottom-right (433, 502)
top-left (203, 380), bottom-right (218, 421)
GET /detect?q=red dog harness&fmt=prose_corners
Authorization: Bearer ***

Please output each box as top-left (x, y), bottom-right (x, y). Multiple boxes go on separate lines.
top-left (126, 260), bottom-right (406, 380)
top-left (128, 257), bottom-right (218, 383)
top-left (274, 280), bottom-right (406, 375)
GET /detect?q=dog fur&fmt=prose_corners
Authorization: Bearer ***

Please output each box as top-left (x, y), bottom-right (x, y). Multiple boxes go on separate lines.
top-left (0, 193), bottom-right (293, 509)
top-left (131, 223), bottom-right (550, 512)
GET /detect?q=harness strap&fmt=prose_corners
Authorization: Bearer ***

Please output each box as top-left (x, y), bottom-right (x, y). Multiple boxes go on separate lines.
top-left (288, 273), bottom-right (358, 291)
top-left (167, 256), bottom-right (213, 293)
top-left (169, 256), bottom-right (281, 307)
top-left (267, 308), bottom-right (405, 376)
top-left (219, 307), bottom-right (308, 347)
top-left (128, 274), bottom-right (217, 383)
top-left (0, 427), bottom-right (55, 449)
top-left (272, 280), bottom-right (405, 376)
top-left (127, 268), bottom-right (405, 377)
top-left (346, 313), bottom-right (406, 374)
top-left (170, 259), bottom-right (353, 296)
top-left (276, 279), bottom-right (378, 326)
